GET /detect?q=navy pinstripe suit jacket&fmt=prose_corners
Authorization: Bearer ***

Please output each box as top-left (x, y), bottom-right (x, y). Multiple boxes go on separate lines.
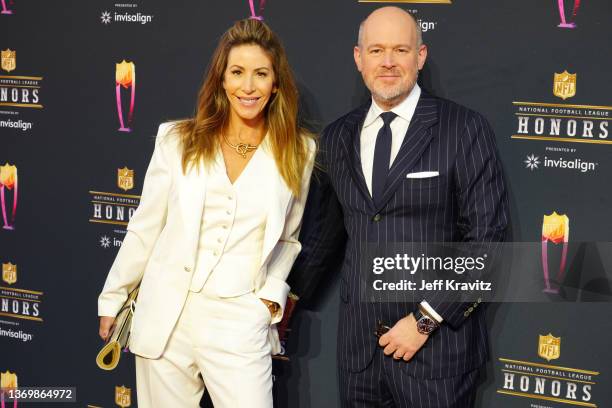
top-left (289, 92), bottom-right (509, 379)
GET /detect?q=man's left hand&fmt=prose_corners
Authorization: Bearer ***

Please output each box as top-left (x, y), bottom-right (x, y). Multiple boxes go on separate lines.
top-left (378, 313), bottom-right (428, 361)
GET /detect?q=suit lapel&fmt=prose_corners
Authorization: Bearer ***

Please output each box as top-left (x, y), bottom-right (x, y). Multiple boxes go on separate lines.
top-left (375, 93), bottom-right (439, 211)
top-left (258, 145), bottom-right (292, 267)
top-left (179, 158), bottom-right (208, 256)
top-left (179, 145), bottom-right (292, 267)
top-left (340, 102), bottom-right (376, 211)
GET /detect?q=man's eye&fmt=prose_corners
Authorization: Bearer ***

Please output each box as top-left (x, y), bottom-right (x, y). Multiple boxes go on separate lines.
top-left (370, 49), bottom-right (382, 54)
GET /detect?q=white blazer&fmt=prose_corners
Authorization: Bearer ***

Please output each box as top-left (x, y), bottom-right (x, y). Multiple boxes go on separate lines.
top-left (98, 122), bottom-right (316, 358)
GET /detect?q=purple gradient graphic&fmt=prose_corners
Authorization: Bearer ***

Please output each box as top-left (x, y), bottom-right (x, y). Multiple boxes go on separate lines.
top-left (0, 0), bottom-right (13, 15)
top-left (0, 171), bottom-right (17, 230)
top-left (248, 0), bottom-right (266, 20)
top-left (557, 0), bottom-right (582, 29)
top-left (541, 241), bottom-right (568, 294)
top-left (116, 82), bottom-right (135, 132)
top-left (0, 392), bottom-right (18, 408)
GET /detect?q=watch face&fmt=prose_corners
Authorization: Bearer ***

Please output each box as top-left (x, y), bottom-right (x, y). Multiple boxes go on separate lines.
top-left (417, 316), bottom-right (437, 335)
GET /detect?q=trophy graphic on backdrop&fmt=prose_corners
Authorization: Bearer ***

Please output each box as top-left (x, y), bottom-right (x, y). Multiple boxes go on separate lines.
top-left (557, 0), bottom-right (581, 29)
top-left (248, 0), bottom-right (266, 20)
top-left (0, 370), bottom-right (18, 408)
top-left (115, 60), bottom-right (136, 132)
top-left (0, 0), bottom-right (13, 15)
top-left (541, 212), bottom-right (569, 294)
top-left (0, 163), bottom-right (17, 230)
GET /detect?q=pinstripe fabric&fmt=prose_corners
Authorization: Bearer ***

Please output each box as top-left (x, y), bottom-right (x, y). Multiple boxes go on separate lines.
top-left (289, 92), bottom-right (509, 400)
top-left (339, 346), bottom-right (479, 408)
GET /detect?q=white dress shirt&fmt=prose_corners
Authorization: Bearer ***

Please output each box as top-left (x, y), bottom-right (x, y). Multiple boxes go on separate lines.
top-left (360, 84), bottom-right (421, 195)
top-left (359, 84), bottom-right (443, 324)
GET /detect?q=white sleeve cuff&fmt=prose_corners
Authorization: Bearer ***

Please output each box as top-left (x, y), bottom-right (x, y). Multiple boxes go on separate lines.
top-left (256, 276), bottom-right (290, 324)
top-left (420, 300), bottom-right (444, 323)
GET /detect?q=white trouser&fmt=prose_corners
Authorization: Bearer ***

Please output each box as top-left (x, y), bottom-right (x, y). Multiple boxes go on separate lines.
top-left (134, 279), bottom-right (273, 408)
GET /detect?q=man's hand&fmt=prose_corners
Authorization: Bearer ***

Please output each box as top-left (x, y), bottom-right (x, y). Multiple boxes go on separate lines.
top-left (378, 313), bottom-right (428, 361)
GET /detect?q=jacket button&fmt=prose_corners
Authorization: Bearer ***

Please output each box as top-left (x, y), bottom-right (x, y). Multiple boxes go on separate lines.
top-left (464, 311), bottom-right (469, 317)
top-left (372, 214), bottom-right (382, 222)
top-left (468, 307), bottom-right (474, 313)
top-left (184, 266), bottom-right (191, 272)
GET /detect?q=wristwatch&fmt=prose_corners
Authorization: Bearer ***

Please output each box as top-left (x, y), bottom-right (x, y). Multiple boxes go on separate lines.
top-left (414, 307), bottom-right (440, 335)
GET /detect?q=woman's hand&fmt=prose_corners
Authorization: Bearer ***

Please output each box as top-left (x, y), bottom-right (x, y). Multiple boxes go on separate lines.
top-left (99, 316), bottom-right (116, 341)
top-left (259, 298), bottom-right (280, 317)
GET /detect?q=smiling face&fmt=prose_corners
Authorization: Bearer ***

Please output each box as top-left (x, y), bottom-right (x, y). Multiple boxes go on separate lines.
top-left (354, 7), bottom-right (427, 110)
top-left (223, 44), bottom-right (277, 128)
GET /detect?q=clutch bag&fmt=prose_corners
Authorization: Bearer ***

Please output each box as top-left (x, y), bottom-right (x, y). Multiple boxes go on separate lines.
top-left (96, 286), bottom-right (139, 370)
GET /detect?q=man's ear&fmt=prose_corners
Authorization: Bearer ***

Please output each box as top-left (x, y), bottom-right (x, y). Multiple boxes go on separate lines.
top-left (417, 44), bottom-right (428, 71)
top-left (354, 46), bottom-right (363, 72)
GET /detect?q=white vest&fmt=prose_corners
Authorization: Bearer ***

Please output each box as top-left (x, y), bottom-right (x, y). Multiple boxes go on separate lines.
top-left (189, 147), bottom-right (268, 296)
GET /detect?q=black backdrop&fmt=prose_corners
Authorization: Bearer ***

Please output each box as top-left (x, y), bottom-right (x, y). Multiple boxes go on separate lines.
top-left (2, 1), bottom-right (612, 407)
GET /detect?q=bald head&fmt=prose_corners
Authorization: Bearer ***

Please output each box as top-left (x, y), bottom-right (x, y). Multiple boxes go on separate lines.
top-left (353, 6), bottom-right (428, 110)
top-left (358, 7), bottom-right (422, 49)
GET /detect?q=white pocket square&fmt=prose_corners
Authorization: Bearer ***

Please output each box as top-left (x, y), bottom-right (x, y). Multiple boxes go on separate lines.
top-left (406, 171), bottom-right (439, 179)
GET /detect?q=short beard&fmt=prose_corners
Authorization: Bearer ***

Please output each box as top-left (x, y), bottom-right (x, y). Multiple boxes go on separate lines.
top-left (372, 86), bottom-right (407, 104)
top-left (368, 74), bottom-right (417, 109)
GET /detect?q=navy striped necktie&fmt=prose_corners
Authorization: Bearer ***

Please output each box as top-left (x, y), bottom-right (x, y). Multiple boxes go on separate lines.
top-left (371, 111), bottom-right (397, 207)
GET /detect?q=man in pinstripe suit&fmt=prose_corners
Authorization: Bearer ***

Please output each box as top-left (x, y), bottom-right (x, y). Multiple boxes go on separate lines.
top-left (288, 6), bottom-right (509, 407)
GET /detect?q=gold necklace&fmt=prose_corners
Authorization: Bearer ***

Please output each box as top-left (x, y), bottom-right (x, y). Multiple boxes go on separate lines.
top-left (223, 134), bottom-right (259, 158)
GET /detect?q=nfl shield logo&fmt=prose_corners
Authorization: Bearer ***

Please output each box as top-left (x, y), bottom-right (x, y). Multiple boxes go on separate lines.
top-left (115, 385), bottom-right (131, 407)
top-left (553, 71), bottom-right (576, 100)
top-left (0, 370), bottom-right (18, 390)
top-left (117, 167), bottom-right (134, 191)
top-left (2, 262), bottom-right (17, 285)
top-left (1, 49), bottom-right (16, 73)
top-left (538, 333), bottom-right (561, 361)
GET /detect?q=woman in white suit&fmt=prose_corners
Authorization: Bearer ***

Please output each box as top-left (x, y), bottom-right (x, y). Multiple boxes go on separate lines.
top-left (98, 19), bottom-right (315, 407)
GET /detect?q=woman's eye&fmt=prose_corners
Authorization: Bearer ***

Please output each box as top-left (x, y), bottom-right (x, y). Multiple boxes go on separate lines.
top-left (231, 70), bottom-right (241, 76)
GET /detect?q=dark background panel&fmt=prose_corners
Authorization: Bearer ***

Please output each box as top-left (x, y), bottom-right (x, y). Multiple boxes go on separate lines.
top-left (1, 0), bottom-right (611, 407)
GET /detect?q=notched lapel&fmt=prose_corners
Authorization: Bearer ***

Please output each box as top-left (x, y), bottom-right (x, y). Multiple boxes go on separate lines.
top-left (178, 159), bottom-right (207, 256)
top-left (259, 147), bottom-right (292, 267)
top-left (341, 102), bottom-right (375, 211)
top-left (376, 94), bottom-right (439, 211)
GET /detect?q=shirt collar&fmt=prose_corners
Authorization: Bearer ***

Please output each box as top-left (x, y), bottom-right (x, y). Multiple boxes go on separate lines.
top-left (363, 84), bottom-right (421, 128)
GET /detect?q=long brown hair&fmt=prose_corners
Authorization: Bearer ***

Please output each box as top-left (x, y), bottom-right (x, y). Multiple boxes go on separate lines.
top-left (174, 18), bottom-right (312, 197)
